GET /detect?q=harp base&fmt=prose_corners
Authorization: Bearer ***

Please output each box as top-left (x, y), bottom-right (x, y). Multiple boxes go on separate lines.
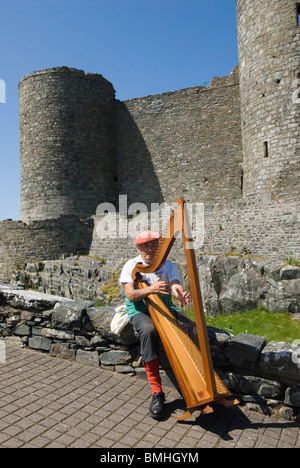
top-left (177, 397), bottom-right (239, 422)
top-left (217, 397), bottom-right (240, 408)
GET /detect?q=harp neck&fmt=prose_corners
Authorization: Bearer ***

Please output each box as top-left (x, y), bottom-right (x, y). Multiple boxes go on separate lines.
top-left (132, 198), bottom-right (186, 281)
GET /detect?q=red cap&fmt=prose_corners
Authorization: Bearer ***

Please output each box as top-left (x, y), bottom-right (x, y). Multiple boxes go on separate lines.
top-left (135, 230), bottom-right (160, 246)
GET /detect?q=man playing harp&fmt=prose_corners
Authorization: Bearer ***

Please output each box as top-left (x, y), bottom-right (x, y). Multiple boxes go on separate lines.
top-left (119, 230), bottom-right (196, 420)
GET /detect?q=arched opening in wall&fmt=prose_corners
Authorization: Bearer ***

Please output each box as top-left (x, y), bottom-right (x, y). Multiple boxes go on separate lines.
top-left (297, 3), bottom-right (300, 26)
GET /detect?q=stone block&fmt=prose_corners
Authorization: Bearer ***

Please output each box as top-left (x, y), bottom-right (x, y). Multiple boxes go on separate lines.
top-left (0, 285), bottom-right (72, 311)
top-left (28, 336), bottom-right (52, 351)
top-left (259, 341), bottom-right (300, 382)
top-left (100, 350), bottom-right (132, 366)
top-left (231, 374), bottom-right (285, 399)
top-left (284, 385), bottom-right (300, 408)
top-left (50, 342), bottom-right (76, 361)
top-left (280, 266), bottom-right (300, 280)
top-left (228, 333), bottom-right (266, 370)
top-left (41, 328), bottom-right (74, 340)
top-left (76, 349), bottom-right (99, 367)
top-left (207, 325), bottom-right (233, 366)
top-left (87, 307), bottom-right (138, 346)
top-left (51, 301), bottom-right (94, 331)
top-left (13, 324), bottom-right (31, 336)
top-left (115, 365), bottom-right (135, 375)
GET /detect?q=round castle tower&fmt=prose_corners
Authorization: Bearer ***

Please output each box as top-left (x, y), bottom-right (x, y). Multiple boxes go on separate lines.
top-left (19, 67), bottom-right (116, 222)
top-left (236, 0), bottom-right (300, 199)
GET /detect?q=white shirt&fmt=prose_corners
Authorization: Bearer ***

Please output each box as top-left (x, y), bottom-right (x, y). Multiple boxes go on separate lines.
top-left (119, 254), bottom-right (181, 287)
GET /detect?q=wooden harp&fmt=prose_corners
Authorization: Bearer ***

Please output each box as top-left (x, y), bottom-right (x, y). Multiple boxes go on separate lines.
top-left (132, 198), bottom-right (238, 421)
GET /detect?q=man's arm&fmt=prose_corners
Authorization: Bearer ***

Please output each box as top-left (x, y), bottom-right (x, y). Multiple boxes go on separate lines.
top-left (124, 279), bottom-right (170, 303)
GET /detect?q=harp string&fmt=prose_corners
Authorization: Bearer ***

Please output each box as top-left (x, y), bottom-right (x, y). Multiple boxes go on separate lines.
top-left (158, 212), bottom-right (199, 358)
top-left (146, 293), bottom-right (203, 377)
top-left (171, 301), bottom-right (200, 368)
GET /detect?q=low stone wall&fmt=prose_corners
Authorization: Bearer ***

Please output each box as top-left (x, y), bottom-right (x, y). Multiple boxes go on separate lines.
top-left (0, 285), bottom-right (299, 421)
top-left (12, 254), bottom-right (300, 317)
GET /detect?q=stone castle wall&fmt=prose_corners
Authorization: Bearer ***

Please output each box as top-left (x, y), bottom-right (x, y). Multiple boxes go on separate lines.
top-left (18, 65), bottom-right (242, 222)
top-left (237, 0), bottom-right (300, 198)
top-left (0, 0), bottom-right (299, 283)
top-left (89, 194), bottom-right (300, 265)
top-left (203, 195), bottom-right (300, 259)
top-left (115, 68), bottom-right (243, 208)
top-left (19, 67), bottom-right (117, 223)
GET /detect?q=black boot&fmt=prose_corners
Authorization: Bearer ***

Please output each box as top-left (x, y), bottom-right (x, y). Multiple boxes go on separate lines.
top-left (149, 392), bottom-right (165, 420)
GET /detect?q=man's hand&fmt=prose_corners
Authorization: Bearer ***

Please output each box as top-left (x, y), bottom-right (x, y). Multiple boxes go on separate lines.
top-left (171, 282), bottom-right (191, 306)
top-left (125, 278), bottom-right (190, 305)
top-left (149, 278), bottom-right (170, 296)
top-left (124, 278), bottom-right (170, 303)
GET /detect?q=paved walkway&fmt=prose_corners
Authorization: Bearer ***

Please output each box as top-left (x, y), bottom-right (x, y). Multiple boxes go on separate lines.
top-left (0, 342), bottom-right (299, 449)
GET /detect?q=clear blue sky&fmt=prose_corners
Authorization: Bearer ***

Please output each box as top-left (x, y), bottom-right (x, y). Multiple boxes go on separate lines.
top-left (0, 0), bottom-right (238, 221)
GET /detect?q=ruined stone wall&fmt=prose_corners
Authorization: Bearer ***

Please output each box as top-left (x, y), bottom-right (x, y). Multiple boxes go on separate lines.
top-left (0, 217), bottom-right (93, 282)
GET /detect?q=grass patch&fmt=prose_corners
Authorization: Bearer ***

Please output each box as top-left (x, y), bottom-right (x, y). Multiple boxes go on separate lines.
top-left (100, 267), bottom-right (121, 303)
top-left (205, 308), bottom-right (300, 343)
top-left (182, 307), bottom-right (300, 343)
top-left (286, 255), bottom-right (300, 267)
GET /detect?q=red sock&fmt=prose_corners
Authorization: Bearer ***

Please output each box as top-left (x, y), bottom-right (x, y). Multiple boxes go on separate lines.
top-left (144, 359), bottom-right (162, 395)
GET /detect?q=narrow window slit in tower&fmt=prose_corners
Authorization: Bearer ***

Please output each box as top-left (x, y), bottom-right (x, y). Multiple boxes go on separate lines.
top-left (263, 141), bottom-right (269, 159)
top-left (297, 4), bottom-right (300, 26)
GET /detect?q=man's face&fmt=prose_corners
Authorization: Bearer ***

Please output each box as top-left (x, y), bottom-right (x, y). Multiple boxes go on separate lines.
top-left (137, 239), bottom-right (159, 264)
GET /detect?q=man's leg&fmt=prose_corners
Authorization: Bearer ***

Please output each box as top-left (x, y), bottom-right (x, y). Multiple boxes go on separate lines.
top-left (131, 313), bottom-right (165, 419)
top-left (144, 358), bottom-right (162, 394)
top-left (131, 312), bottom-right (159, 365)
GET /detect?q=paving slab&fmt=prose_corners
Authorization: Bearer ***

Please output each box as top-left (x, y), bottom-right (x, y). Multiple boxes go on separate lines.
top-left (0, 342), bottom-right (299, 449)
